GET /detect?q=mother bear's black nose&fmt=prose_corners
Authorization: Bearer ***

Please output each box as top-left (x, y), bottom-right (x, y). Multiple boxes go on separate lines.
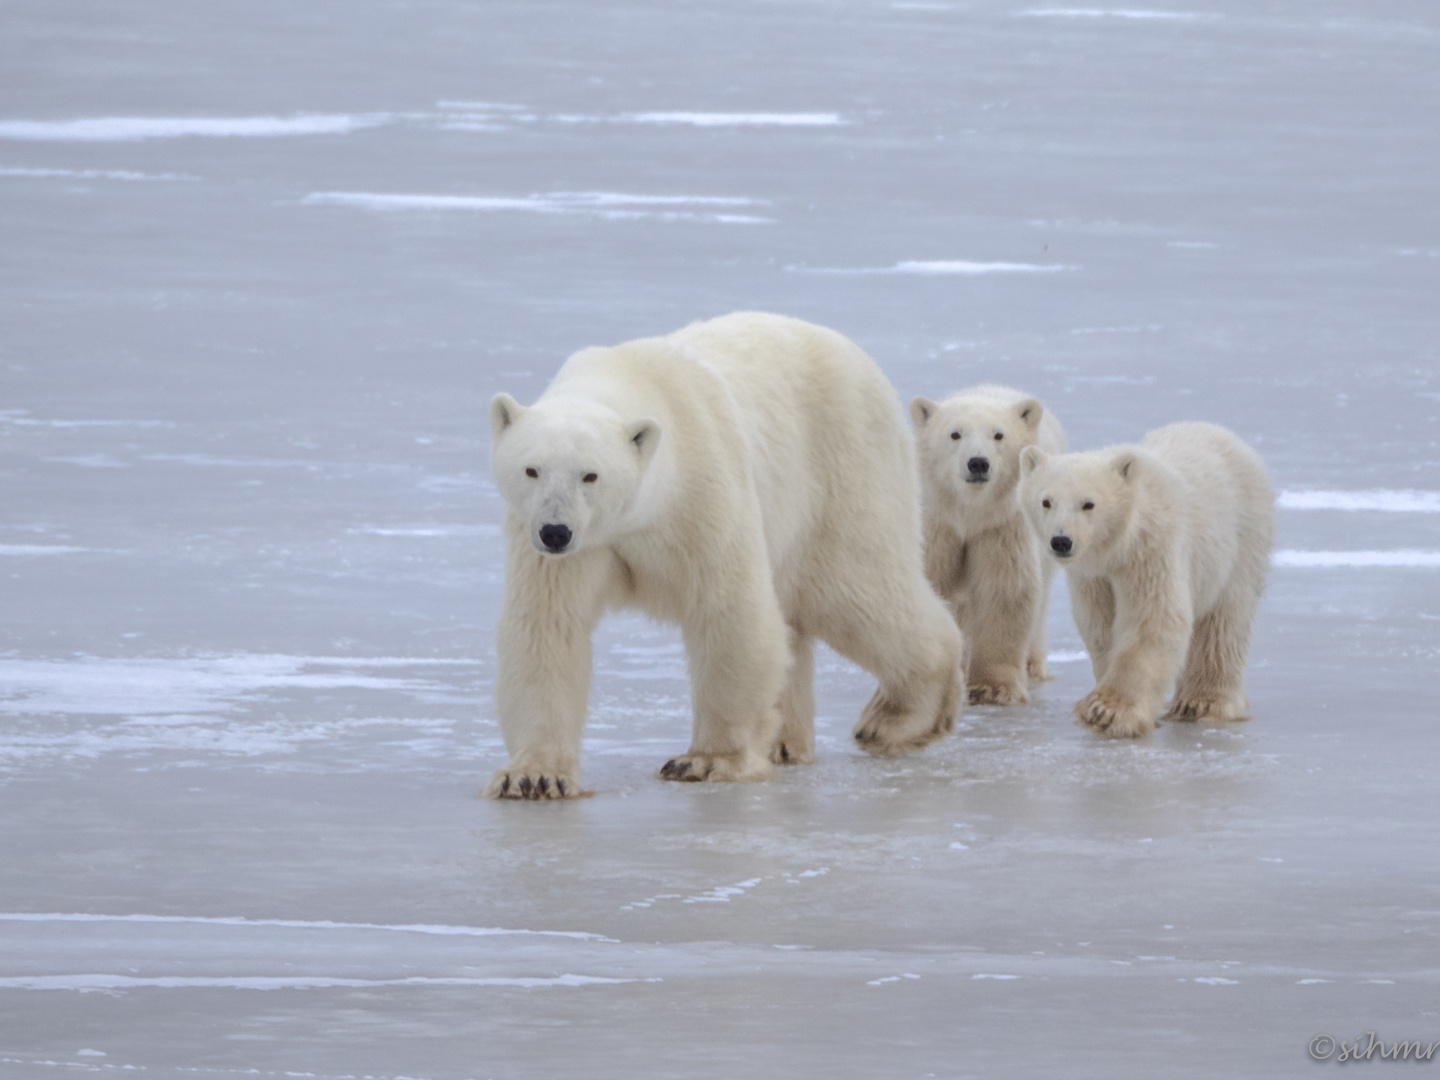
top-left (1050, 535), bottom-right (1073, 556)
top-left (539, 523), bottom-right (572, 552)
top-left (967, 456), bottom-right (989, 476)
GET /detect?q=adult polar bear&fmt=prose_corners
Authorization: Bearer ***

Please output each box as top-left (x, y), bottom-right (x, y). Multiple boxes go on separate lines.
top-left (486, 313), bottom-right (963, 799)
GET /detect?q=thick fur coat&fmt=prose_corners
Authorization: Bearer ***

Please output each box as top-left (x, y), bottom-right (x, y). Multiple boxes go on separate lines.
top-left (486, 312), bottom-right (962, 798)
top-left (1019, 422), bottom-right (1274, 738)
top-left (912, 385), bottom-right (1066, 705)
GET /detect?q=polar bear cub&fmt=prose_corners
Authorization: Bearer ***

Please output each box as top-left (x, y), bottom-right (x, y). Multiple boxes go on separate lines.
top-left (911, 386), bottom-right (1066, 705)
top-left (485, 312), bottom-right (963, 799)
top-left (1019, 422), bottom-right (1273, 738)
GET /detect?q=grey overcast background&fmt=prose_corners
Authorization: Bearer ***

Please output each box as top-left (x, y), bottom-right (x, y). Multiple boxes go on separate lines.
top-left (1, 1), bottom-right (1438, 1077)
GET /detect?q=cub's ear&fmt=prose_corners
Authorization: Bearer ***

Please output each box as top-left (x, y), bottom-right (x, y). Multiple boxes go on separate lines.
top-left (627, 418), bottom-right (661, 465)
top-left (1015, 398), bottom-right (1044, 432)
top-left (489, 393), bottom-right (526, 437)
top-left (909, 397), bottom-right (938, 429)
top-left (1019, 445), bottom-right (1047, 475)
top-left (1113, 450), bottom-right (1140, 482)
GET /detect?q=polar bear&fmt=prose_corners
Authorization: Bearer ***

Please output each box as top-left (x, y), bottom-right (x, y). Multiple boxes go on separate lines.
top-left (1018, 422), bottom-right (1273, 738)
top-left (911, 385), bottom-right (1066, 705)
top-left (485, 312), bottom-right (963, 798)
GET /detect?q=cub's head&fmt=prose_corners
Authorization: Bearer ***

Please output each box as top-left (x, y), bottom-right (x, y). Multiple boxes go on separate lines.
top-left (1018, 446), bottom-right (1140, 569)
top-left (489, 392), bottom-right (660, 556)
top-left (910, 393), bottom-right (1046, 510)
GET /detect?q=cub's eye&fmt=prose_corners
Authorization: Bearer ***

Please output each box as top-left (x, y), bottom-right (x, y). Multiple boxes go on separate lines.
top-left (524, 467), bottom-right (538, 479)
top-left (1082, 501), bottom-right (1095, 511)
top-left (950, 431), bottom-right (961, 441)
top-left (1042, 499), bottom-right (1051, 509)
top-left (583, 473), bottom-right (598, 484)
top-left (993, 432), bottom-right (1004, 441)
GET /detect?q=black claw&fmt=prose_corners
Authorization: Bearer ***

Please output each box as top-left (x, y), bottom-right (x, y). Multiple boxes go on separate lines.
top-left (537, 776), bottom-right (550, 796)
top-left (779, 744), bottom-right (791, 763)
top-left (498, 775), bottom-right (510, 796)
top-left (556, 778), bottom-right (567, 796)
top-left (519, 776), bottom-right (534, 798)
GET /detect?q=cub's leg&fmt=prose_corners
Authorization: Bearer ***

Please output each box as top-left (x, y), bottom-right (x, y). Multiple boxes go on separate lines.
top-left (1076, 585), bottom-right (1191, 740)
top-left (660, 556), bottom-right (787, 784)
top-left (1027, 556), bottom-right (1057, 682)
top-left (1165, 581), bottom-right (1260, 722)
top-left (485, 542), bottom-right (619, 800)
top-left (962, 523), bottom-right (1038, 705)
top-left (1067, 572), bottom-right (1116, 685)
top-left (771, 631), bottom-right (816, 765)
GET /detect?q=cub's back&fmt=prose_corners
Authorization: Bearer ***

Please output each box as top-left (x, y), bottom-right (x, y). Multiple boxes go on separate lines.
top-left (1141, 422), bottom-right (1274, 607)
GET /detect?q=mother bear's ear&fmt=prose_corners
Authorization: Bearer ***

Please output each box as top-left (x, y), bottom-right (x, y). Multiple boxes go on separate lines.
top-left (909, 397), bottom-right (938, 429)
top-left (490, 393), bottom-right (526, 437)
top-left (1112, 450), bottom-right (1139, 482)
top-left (1020, 445), bottom-right (1047, 475)
top-left (627, 418), bottom-right (661, 466)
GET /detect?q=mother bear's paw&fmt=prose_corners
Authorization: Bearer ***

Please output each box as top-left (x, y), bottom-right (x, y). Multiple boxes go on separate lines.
top-left (852, 687), bottom-right (956, 756)
top-left (658, 751), bottom-right (778, 783)
top-left (484, 760), bottom-right (585, 800)
top-left (1074, 687), bottom-right (1156, 739)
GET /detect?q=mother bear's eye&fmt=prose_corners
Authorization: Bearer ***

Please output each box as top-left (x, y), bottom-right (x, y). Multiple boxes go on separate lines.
top-left (993, 432), bottom-right (1004, 441)
top-left (950, 431), bottom-right (961, 441)
top-left (525, 467), bottom-right (538, 478)
top-left (1042, 499), bottom-right (1051, 509)
top-left (1082, 501), bottom-right (1095, 511)
top-left (583, 473), bottom-right (598, 484)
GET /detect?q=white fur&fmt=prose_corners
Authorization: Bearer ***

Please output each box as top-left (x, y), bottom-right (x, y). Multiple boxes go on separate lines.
top-left (486, 312), bottom-right (963, 798)
top-left (912, 385), bottom-right (1066, 705)
top-left (1019, 422), bottom-right (1274, 738)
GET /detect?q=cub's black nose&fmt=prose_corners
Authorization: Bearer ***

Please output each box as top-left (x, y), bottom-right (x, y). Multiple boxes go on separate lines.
top-left (539, 523), bottom-right (572, 552)
top-left (967, 456), bottom-right (990, 476)
top-left (1050, 535), bottom-right (1073, 556)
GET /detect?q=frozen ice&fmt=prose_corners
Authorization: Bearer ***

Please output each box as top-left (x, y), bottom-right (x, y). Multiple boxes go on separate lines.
top-left (1278, 489), bottom-right (1440, 513)
top-left (2, 0), bottom-right (1438, 1076)
top-left (302, 191), bottom-right (774, 223)
top-left (1272, 549), bottom-right (1440, 568)
top-left (802, 259), bottom-right (1078, 274)
top-left (0, 114), bottom-right (392, 141)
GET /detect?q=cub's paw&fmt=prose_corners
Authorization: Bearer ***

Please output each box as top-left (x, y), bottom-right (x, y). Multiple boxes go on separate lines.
top-left (658, 752), bottom-right (777, 784)
top-left (968, 681), bottom-right (1028, 706)
top-left (852, 687), bottom-right (956, 757)
top-left (1164, 696), bottom-right (1250, 723)
top-left (1026, 657), bottom-right (1055, 682)
top-left (484, 763), bottom-right (584, 800)
top-left (1074, 687), bottom-right (1156, 739)
top-left (768, 737), bottom-right (815, 766)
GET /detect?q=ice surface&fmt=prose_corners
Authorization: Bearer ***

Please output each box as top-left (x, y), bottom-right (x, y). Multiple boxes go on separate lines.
top-left (2, 0), bottom-right (1438, 1076)
top-left (1279, 489), bottom-right (1440, 513)
top-left (302, 191), bottom-right (774, 223)
top-left (0, 114), bottom-right (392, 141)
top-left (1272, 549), bottom-right (1440, 568)
top-left (805, 260), bottom-right (1077, 274)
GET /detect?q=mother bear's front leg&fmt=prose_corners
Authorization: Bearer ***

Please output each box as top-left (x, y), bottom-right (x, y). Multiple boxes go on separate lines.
top-left (658, 566), bottom-right (789, 784)
top-left (485, 544), bottom-right (617, 800)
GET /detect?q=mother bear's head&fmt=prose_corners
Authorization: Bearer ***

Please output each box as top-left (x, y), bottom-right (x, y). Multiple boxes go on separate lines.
top-left (489, 392), bottom-right (661, 556)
